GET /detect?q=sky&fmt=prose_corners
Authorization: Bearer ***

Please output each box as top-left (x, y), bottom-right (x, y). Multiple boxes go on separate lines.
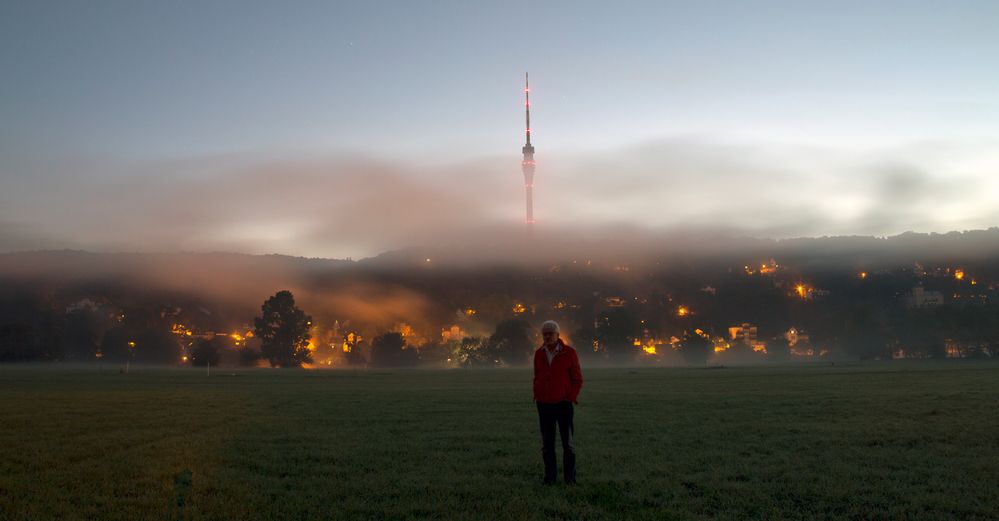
top-left (1, 1), bottom-right (998, 259)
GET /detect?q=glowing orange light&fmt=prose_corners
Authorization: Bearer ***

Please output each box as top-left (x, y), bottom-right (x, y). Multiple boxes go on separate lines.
top-left (677, 306), bottom-right (689, 317)
top-left (859, 272), bottom-right (868, 279)
top-left (642, 345), bottom-right (657, 355)
top-left (795, 284), bottom-right (807, 299)
top-left (954, 269), bottom-right (965, 281)
top-left (181, 355), bottom-right (188, 362)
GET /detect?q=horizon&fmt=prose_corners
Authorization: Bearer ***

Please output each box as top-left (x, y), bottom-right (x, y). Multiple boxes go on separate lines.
top-left (2, 226), bottom-right (999, 263)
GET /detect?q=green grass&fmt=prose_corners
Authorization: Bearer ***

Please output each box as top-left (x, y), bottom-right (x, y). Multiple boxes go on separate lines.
top-left (2, 362), bottom-right (998, 520)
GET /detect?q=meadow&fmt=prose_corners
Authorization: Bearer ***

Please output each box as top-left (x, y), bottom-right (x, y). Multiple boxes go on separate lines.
top-left (1, 361), bottom-right (997, 520)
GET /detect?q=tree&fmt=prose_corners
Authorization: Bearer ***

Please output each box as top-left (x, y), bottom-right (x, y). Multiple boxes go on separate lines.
top-left (840, 307), bottom-right (889, 360)
top-left (0, 297), bottom-right (63, 362)
top-left (452, 336), bottom-right (493, 367)
top-left (416, 341), bottom-right (451, 367)
top-left (62, 309), bottom-right (107, 361)
top-left (0, 323), bottom-right (34, 362)
top-left (253, 290), bottom-right (313, 368)
top-left (489, 319), bottom-right (534, 366)
top-left (768, 335), bottom-right (791, 362)
top-left (99, 326), bottom-right (133, 363)
top-left (679, 332), bottom-right (713, 366)
top-left (238, 346), bottom-right (261, 367)
top-left (189, 337), bottom-right (223, 367)
top-left (132, 328), bottom-right (182, 365)
top-left (596, 307), bottom-right (641, 363)
top-left (369, 332), bottom-right (419, 367)
top-left (716, 341), bottom-right (760, 365)
top-left (342, 332), bottom-right (366, 366)
top-left (892, 309), bottom-right (946, 358)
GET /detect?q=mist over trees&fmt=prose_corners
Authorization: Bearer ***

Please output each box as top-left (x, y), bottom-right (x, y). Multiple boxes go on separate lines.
top-left (2, 229), bottom-right (999, 367)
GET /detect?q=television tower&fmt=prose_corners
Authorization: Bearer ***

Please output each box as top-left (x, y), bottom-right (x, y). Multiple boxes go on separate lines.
top-left (522, 72), bottom-right (535, 227)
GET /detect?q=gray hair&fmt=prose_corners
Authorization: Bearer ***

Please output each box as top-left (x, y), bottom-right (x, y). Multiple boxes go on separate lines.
top-left (541, 320), bottom-right (560, 333)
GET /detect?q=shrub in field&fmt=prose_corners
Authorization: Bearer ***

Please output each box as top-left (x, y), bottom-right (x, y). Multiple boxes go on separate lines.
top-left (237, 346), bottom-right (261, 366)
top-left (768, 335), bottom-right (791, 362)
top-left (716, 341), bottom-right (762, 365)
top-left (370, 332), bottom-right (419, 367)
top-left (451, 336), bottom-right (497, 367)
top-left (679, 332), bottom-right (712, 366)
top-left (62, 308), bottom-right (110, 361)
top-left (253, 290), bottom-right (313, 368)
top-left (415, 341), bottom-right (451, 367)
top-left (488, 318), bottom-right (534, 366)
top-left (133, 328), bottom-right (182, 365)
top-left (595, 307), bottom-right (642, 364)
top-left (190, 337), bottom-right (223, 367)
top-left (99, 326), bottom-right (132, 363)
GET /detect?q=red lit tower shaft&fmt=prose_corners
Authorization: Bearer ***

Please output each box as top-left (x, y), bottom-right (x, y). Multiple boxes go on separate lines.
top-left (522, 72), bottom-right (535, 226)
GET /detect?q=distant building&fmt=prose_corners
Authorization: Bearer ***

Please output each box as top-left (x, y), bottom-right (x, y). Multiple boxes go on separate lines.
top-left (604, 296), bottom-right (626, 307)
top-left (65, 298), bottom-right (102, 313)
top-left (759, 258), bottom-right (779, 275)
top-left (343, 331), bottom-right (363, 353)
top-left (160, 306), bottom-right (182, 318)
top-left (944, 339), bottom-right (992, 359)
top-left (441, 325), bottom-right (464, 343)
top-left (904, 286), bottom-right (944, 308)
top-left (785, 328), bottom-right (810, 347)
top-left (728, 323), bottom-right (758, 345)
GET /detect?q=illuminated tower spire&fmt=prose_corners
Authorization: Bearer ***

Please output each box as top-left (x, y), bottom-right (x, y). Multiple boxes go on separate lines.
top-left (522, 72), bottom-right (535, 227)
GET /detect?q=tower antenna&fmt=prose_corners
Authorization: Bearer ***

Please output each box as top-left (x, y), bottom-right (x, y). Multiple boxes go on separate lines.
top-left (522, 72), bottom-right (535, 227)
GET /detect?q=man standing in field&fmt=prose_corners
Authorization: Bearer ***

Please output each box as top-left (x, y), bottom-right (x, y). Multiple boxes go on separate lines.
top-left (533, 320), bottom-right (583, 485)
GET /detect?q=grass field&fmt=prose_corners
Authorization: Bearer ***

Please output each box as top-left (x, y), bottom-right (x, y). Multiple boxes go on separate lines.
top-left (1, 362), bottom-right (998, 520)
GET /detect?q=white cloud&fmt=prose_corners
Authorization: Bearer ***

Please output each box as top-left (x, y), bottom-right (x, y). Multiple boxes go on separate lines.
top-left (1, 138), bottom-right (997, 257)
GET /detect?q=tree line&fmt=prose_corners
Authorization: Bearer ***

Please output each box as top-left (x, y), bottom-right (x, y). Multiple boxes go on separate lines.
top-left (3, 263), bottom-right (999, 365)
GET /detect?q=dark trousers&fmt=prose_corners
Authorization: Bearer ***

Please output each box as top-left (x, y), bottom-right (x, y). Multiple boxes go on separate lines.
top-left (537, 401), bottom-right (575, 483)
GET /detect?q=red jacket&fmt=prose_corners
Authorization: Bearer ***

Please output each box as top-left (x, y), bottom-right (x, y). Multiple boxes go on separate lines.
top-left (533, 340), bottom-right (583, 404)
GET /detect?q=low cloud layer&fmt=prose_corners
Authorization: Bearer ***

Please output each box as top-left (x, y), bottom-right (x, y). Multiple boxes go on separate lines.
top-left (1, 138), bottom-right (996, 258)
